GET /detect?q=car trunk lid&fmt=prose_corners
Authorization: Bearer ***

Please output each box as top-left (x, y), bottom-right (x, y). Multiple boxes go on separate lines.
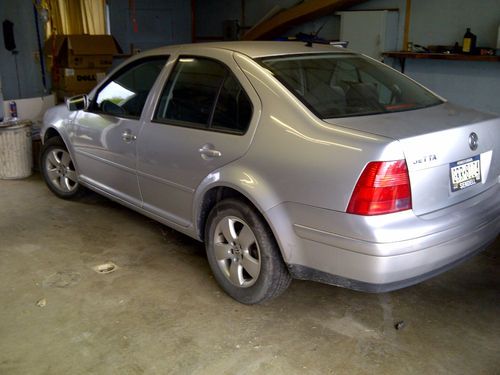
top-left (325, 103), bottom-right (500, 215)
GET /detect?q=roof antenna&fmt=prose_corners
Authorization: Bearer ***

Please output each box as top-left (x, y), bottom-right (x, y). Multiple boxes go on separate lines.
top-left (314, 18), bottom-right (328, 39)
top-left (304, 18), bottom-right (329, 47)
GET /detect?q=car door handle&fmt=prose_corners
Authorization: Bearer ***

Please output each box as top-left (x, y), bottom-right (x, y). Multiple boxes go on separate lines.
top-left (122, 130), bottom-right (137, 143)
top-left (198, 144), bottom-right (222, 159)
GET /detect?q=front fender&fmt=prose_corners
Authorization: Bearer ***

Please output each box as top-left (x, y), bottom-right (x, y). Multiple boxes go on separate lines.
top-left (41, 105), bottom-right (80, 173)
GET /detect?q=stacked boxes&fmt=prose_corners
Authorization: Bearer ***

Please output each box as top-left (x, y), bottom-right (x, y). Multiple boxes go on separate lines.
top-left (45, 35), bottom-right (121, 100)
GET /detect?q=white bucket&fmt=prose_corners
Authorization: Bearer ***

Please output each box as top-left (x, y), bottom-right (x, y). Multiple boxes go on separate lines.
top-left (0, 121), bottom-right (33, 179)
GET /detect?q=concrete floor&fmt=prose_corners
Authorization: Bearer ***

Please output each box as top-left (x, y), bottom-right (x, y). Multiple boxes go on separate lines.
top-left (0, 174), bottom-right (499, 375)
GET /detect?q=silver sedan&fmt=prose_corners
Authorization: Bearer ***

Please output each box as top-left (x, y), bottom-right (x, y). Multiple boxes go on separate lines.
top-left (41, 42), bottom-right (500, 304)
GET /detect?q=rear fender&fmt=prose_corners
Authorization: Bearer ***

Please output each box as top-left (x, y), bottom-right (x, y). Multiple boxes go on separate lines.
top-left (193, 165), bottom-right (293, 262)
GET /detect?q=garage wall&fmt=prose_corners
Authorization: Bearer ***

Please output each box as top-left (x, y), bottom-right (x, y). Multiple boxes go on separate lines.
top-left (109, 0), bottom-right (192, 55)
top-left (351, 0), bottom-right (500, 114)
top-left (0, 0), bottom-right (192, 101)
top-left (195, 0), bottom-right (299, 40)
top-left (196, 0), bottom-right (500, 114)
top-left (195, 1), bottom-right (241, 40)
top-left (0, 1), bottom-right (47, 100)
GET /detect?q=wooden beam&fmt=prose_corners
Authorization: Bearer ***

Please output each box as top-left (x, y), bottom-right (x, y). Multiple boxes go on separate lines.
top-left (243, 0), bottom-right (368, 41)
top-left (403, 0), bottom-right (411, 50)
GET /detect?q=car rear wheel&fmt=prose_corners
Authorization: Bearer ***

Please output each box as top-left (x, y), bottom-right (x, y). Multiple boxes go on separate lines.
top-left (205, 199), bottom-right (291, 304)
top-left (41, 137), bottom-right (84, 199)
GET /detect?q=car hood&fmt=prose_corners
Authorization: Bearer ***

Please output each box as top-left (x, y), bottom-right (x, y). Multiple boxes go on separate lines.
top-left (323, 102), bottom-right (498, 140)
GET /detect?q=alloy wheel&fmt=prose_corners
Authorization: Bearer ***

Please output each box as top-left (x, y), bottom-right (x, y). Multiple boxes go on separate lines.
top-left (213, 216), bottom-right (261, 288)
top-left (44, 148), bottom-right (78, 193)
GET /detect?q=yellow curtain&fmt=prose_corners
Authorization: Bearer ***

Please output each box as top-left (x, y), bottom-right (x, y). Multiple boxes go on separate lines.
top-left (41, 0), bottom-right (107, 37)
top-left (81, 0), bottom-right (106, 34)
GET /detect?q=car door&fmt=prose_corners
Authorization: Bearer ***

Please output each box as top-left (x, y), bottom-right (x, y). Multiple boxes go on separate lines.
top-left (71, 56), bottom-right (168, 206)
top-left (136, 49), bottom-right (260, 228)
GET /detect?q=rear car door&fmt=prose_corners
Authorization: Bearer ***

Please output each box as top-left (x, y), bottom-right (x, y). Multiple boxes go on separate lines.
top-left (136, 49), bottom-right (260, 228)
top-left (71, 57), bottom-right (168, 206)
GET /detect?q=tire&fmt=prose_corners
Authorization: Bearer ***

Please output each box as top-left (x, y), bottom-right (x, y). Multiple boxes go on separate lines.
top-left (205, 198), bottom-right (291, 304)
top-left (40, 137), bottom-right (84, 199)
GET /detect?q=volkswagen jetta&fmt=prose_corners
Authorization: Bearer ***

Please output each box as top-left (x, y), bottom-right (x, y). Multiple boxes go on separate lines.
top-left (41, 42), bottom-right (500, 304)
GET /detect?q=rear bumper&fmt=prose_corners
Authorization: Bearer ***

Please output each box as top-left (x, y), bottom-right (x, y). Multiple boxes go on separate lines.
top-left (287, 228), bottom-right (495, 293)
top-left (266, 183), bottom-right (500, 291)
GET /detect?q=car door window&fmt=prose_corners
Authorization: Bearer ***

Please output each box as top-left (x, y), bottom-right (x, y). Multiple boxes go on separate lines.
top-left (154, 56), bottom-right (252, 134)
top-left (155, 57), bottom-right (226, 127)
top-left (93, 57), bottom-right (168, 118)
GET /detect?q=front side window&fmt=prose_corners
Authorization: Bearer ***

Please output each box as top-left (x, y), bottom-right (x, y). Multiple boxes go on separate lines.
top-left (260, 54), bottom-right (442, 119)
top-left (154, 56), bottom-right (252, 134)
top-left (93, 57), bottom-right (168, 118)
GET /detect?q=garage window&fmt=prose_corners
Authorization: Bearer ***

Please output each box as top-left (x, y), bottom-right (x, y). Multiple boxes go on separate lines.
top-left (154, 56), bottom-right (252, 134)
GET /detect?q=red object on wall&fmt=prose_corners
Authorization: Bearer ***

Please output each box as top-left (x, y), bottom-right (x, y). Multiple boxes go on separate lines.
top-left (129, 0), bottom-right (138, 33)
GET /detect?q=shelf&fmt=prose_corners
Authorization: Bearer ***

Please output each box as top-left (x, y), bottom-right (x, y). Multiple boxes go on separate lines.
top-left (382, 51), bottom-right (500, 73)
top-left (383, 51), bottom-right (500, 62)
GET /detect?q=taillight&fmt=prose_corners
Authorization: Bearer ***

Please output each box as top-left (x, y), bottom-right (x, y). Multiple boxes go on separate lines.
top-left (347, 160), bottom-right (412, 215)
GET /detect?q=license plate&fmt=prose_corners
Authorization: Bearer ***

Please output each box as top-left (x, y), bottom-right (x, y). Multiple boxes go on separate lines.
top-left (450, 155), bottom-right (481, 192)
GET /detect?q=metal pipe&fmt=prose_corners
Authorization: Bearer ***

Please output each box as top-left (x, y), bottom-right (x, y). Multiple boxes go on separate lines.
top-left (191, 0), bottom-right (196, 43)
top-left (403, 0), bottom-right (412, 51)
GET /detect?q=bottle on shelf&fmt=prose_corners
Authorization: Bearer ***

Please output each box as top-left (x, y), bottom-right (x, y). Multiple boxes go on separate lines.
top-left (496, 25), bottom-right (500, 55)
top-left (462, 27), bottom-right (477, 54)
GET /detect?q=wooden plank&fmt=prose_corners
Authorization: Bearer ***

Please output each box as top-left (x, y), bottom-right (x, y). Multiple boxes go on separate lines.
top-left (403, 0), bottom-right (411, 51)
top-left (243, 0), bottom-right (368, 41)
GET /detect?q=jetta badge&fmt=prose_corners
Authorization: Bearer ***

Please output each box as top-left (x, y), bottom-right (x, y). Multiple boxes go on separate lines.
top-left (469, 132), bottom-right (478, 151)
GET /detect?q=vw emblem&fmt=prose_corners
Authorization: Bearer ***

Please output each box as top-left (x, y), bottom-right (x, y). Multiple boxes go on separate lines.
top-left (468, 132), bottom-right (478, 151)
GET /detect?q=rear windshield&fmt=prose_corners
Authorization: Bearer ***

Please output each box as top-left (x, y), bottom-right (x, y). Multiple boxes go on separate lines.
top-left (259, 53), bottom-right (442, 119)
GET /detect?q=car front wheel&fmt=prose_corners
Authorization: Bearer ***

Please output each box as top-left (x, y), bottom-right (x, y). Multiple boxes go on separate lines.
top-left (40, 137), bottom-right (84, 199)
top-left (205, 198), bottom-right (291, 304)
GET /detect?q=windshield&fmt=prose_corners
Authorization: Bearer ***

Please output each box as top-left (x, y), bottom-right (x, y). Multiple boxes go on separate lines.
top-left (259, 53), bottom-right (443, 119)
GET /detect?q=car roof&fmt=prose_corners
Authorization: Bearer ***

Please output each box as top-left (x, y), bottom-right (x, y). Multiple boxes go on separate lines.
top-left (145, 41), bottom-right (352, 59)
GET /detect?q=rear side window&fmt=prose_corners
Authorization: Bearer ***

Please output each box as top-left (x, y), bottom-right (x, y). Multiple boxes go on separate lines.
top-left (154, 56), bottom-right (252, 134)
top-left (212, 73), bottom-right (252, 133)
top-left (260, 54), bottom-right (442, 119)
top-left (93, 57), bottom-right (168, 118)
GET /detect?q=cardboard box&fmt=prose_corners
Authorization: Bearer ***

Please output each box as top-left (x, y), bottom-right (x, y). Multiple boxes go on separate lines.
top-left (54, 90), bottom-right (79, 102)
top-left (55, 90), bottom-right (84, 103)
top-left (45, 34), bottom-right (121, 69)
top-left (53, 68), bottom-right (107, 93)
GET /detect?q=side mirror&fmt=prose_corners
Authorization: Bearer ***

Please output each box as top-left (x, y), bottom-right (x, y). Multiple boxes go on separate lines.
top-left (66, 94), bottom-right (89, 111)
